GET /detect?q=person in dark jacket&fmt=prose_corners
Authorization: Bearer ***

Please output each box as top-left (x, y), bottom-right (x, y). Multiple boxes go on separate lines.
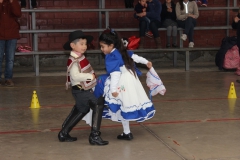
top-left (232, 10), bottom-right (240, 50)
top-left (0, 0), bottom-right (21, 86)
top-left (135, 0), bottom-right (162, 49)
top-left (161, 0), bottom-right (178, 48)
top-left (232, 8), bottom-right (240, 84)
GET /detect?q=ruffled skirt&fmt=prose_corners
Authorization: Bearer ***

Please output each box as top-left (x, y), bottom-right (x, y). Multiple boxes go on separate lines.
top-left (99, 66), bottom-right (155, 122)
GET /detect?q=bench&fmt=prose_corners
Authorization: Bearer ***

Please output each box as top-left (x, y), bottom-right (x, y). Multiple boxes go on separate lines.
top-left (15, 47), bottom-right (220, 75)
top-left (17, 6), bottom-right (237, 76)
top-left (18, 25), bottom-right (226, 76)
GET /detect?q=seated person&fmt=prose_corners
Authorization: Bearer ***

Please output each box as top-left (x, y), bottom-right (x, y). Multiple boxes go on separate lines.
top-left (176, 0), bottom-right (199, 48)
top-left (135, 0), bottom-right (162, 49)
top-left (232, 10), bottom-right (240, 49)
top-left (161, 0), bottom-right (178, 48)
top-left (232, 9), bottom-right (240, 83)
top-left (134, 0), bottom-right (153, 38)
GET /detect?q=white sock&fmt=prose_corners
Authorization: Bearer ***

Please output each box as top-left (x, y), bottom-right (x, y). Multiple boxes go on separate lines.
top-left (121, 120), bottom-right (130, 134)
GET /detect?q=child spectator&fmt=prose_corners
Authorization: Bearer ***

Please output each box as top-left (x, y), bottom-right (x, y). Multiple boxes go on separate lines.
top-left (94, 28), bottom-right (156, 140)
top-left (58, 30), bottom-right (108, 145)
top-left (134, 0), bottom-right (153, 38)
top-left (135, 0), bottom-right (162, 49)
top-left (161, 0), bottom-right (178, 48)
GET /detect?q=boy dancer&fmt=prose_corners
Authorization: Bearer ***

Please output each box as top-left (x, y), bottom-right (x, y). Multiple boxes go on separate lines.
top-left (58, 30), bottom-right (108, 145)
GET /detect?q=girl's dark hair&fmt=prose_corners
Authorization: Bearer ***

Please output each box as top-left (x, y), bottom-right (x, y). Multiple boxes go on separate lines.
top-left (99, 28), bottom-right (136, 77)
top-left (179, 0), bottom-right (194, 10)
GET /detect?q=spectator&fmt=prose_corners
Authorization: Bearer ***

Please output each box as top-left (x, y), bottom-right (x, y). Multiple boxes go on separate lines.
top-left (20, 0), bottom-right (37, 9)
top-left (0, 0), bottom-right (21, 86)
top-left (135, 0), bottom-right (162, 49)
top-left (232, 9), bottom-right (240, 50)
top-left (176, 0), bottom-right (199, 48)
top-left (161, 0), bottom-right (178, 48)
top-left (233, 8), bottom-right (240, 84)
top-left (134, 0), bottom-right (153, 38)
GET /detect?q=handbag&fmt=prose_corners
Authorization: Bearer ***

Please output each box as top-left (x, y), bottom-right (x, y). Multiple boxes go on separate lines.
top-left (127, 36), bottom-right (140, 50)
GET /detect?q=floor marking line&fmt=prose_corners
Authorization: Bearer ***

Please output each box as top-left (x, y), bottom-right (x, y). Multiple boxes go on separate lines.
top-left (140, 123), bottom-right (187, 160)
top-left (1, 118), bottom-right (240, 135)
top-left (0, 96), bottom-right (229, 110)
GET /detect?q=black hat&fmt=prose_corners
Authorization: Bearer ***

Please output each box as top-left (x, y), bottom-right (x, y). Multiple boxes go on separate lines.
top-left (63, 30), bottom-right (93, 50)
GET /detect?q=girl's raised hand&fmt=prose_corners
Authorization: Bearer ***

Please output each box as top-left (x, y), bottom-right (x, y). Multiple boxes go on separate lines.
top-left (146, 61), bottom-right (152, 69)
top-left (112, 92), bottom-right (119, 97)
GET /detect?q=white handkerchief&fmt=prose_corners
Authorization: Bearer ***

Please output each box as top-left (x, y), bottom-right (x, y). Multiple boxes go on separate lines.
top-left (146, 67), bottom-right (166, 96)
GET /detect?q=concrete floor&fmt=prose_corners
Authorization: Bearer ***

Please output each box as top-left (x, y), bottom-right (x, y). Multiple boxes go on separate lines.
top-left (1, 63), bottom-right (240, 160)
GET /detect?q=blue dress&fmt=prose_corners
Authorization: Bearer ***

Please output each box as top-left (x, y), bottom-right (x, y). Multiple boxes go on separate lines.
top-left (94, 49), bottom-right (155, 122)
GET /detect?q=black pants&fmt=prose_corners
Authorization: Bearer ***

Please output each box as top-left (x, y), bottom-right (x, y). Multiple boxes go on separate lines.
top-left (177, 17), bottom-right (197, 42)
top-left (72, 89), bottom-right (97, 114)
top-left (139, 20), bottom-right (161, 38)
top-left (20, 0), bottom-right (37, 7)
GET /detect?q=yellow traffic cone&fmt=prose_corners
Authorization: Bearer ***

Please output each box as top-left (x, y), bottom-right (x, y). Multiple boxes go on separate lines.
top-left (228, 82), bottom-right (237, 99)
top-left (30, 90), bottom-right (41, 108)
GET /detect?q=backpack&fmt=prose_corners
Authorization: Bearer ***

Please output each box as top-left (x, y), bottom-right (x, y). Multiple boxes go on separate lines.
top-left (223, 45), bottom-right (239, 69)
top-left (215, 36), bottom-right (238, 70)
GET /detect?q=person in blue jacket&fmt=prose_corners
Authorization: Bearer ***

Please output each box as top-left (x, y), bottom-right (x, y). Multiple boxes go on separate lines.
top-left (135, 0), bottom-right (162, 49)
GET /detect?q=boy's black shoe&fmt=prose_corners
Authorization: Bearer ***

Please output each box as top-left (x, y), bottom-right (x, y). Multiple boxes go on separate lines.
top-left (117, 132), bottom-right (133, 140)
top-left (89, 131), bottom-right (109, 145)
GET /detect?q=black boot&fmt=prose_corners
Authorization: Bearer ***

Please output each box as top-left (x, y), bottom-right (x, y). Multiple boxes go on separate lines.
top-left (89, 131), bottom-right (108, 145)
top-left (88, 97), bottom-right (109, 145)
top-left (60, 105), bottom-right (79, 141)
top-left (58, 112), bottom-right (87, 142)
top-left (62, 105), bottom-right (78, 128)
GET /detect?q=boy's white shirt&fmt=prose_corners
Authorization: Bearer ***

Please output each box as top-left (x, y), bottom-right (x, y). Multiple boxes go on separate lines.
top-left (69, 51), bottom-right (94, 86)
top-left (110, 49), bottom-right (148, 93)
